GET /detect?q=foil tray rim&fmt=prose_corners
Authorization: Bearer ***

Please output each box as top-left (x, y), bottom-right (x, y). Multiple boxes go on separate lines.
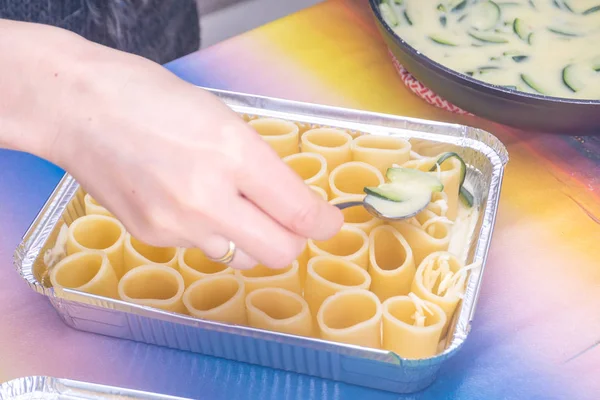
top-left (0, 375), bottom-right (192, 399)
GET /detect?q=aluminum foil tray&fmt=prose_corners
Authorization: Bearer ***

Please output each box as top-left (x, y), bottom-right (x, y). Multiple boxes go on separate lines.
top-left (13, 88), bottom-right (508, 394)
top-left (0, 376), bottom-right (190, 399)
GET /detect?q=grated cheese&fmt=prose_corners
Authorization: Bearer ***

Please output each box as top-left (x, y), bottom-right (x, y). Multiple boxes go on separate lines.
top-left (438, 260), bottom-right (482, 299)
top-left (421, 253), bottom-right (482, 300)
top-left (408, 292), bottom-right (433, 327)
top-left (43, 224), bottom-right (69, 269)
top-left (428, 192), bottom-right (449, 217)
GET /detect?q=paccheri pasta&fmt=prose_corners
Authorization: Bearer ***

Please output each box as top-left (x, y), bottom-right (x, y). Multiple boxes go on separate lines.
top-left (351, 135), bottom-right (411, 175)
top-left (234, 261), bottom-right (303, 295)
top-left (248, 118), bottom-right (300, 158)
top-left (368, 225), bottom-right (416, 301)
top-left (50, 251), bottom-right (119, 299)
top-left (307, 224), bottom-right (370, 270)
top-left (284, 152), bottom-right (329, 195)
top-left (83, 194), bottom-right (113, 218)
top-left (118, 264), bottom-right (186, 314)
top-left (66, 215), bottom-right (126, 278)
top-left (43, 117), bottom-right (480, 359)
top-left (123, 234), bottom-right (179, 273)
top-left (178, 247), bottom-right (234, 287)
top-left (246, 287), bottom-right (313, 337)
top-left (328, 161), bottom-right (384, 199)
top-left (309, 185), bottom-right (329, 201)
top-left (183, 274), bottom-right (247, 324)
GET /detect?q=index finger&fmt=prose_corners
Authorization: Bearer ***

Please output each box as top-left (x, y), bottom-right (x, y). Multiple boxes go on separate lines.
top-left (235, 131), bottom-right (343, 241)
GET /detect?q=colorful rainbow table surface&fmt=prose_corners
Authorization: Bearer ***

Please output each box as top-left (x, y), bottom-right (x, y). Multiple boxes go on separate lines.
top-left (1, 0), bottom-right (599, 399)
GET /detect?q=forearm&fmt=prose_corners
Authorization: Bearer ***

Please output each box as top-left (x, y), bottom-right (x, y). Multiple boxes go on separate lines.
top-left (0, 19), bottom-right (152, 168)
top-left (0, 20), bottom-right (84, 159)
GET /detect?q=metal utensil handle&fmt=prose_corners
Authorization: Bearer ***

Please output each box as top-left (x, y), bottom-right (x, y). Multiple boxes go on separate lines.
top-left (333, 201), bottom-right (365, 210)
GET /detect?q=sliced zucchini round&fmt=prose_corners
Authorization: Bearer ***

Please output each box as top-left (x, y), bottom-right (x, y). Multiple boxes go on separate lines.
top-left (459, 187), bottom-right (475, 207)
top-left (468, 30), bottom-right (509, 43)
top-left (520, 73), bottom-right (545, 94)
top-left (364, 191), bottom-right (432, 219)
top-left (513, 18), bottom-right (534, 43)
top-left (379, 2), bottom-right (399, 27)
top-left (547, 26), bottom-right (581, 37)
top-left (511, 55), bottom-right (529, 62)
top-left (562, 64), bottom-right (583, 92)
top-left (364, 183), bottom-right (412, 202)
top-left (428, 152), bottom-right (474, 208)
top-left (592, 55), bottom-right (600, 72)
top-left (403, 9), bottom-right (413, 25)
top-left (562, 62), bottom-right (600, 92)
top-left (440, 15), bottom-right (448, 27)
top-left (385, 167), bottom-right (444, 192)
top-left (429, 34), bottom-right (458, 46)
top-left (583, 5), bottom-right (600, 15)
top-left (552, 0), bottom-right (571, 12)
top-left (429, 152), bottom-right (466, 187)
top-left (467, 1), bottom-right (502, 31)
top-left (451, 0), bottom-right (468, 13)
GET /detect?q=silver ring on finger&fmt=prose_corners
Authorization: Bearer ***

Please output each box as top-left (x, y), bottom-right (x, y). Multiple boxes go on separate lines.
top-left (206, 240), bottom-right (236, 264)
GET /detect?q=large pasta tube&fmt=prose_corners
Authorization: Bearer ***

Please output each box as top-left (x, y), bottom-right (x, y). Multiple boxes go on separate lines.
top-left (245, 287), bottom-right (313, 337)
top-left (411, 251), bottom-right (469, 324)
top-left (304, 255), bottom-right (371, 315)
top-left (351, 135), bottom-right (411, 174)
top-left (382, 294), bottom-right (447, 359)
top-left (124, 234), bottom-right (179, 273)
top-left (388, 210), bottom-right (452, 266)
top-left (329, 195), bottom-right (382, 235)
top-left (50, 251), bottom-right (118, 299)
top-left (235, 261), bottom-right (302, 295)
top-left (402, 155), bottom-right (463, 220)
top-left (368, 225), bottom-right (416, 301)
top-left (328, 161), bottom-right (384, 200)
top-left (317, 289), bottom-right (382, 349)
top-left (183, 274), bottom-right (246, 325)
top-left (178, 248), bottom-right (233, 287)
top-left (296, 244), bottom-right (310, 287)
top-left (301, 128), bottom-right (352, 171)
top-left (118, 264), bottom-right (186, 314)
top-left (66, 215), bottom-right (126, 278)
top-left (248, 118), bottom-right (300, 158)
top-left (83, 194), bottom-right (113, 217)
top-left (307, 224), bottom-right (369, 269)
top-left (283, 152), bottom-right (329, 194)
top-left (309, 185), bottom-right (328, 201)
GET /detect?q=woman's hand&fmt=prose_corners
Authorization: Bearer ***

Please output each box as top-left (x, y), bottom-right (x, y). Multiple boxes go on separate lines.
top-left (2, 21), bottom-right (344, 270)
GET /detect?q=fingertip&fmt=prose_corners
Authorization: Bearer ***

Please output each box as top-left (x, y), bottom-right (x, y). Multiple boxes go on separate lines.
top-left (266, 237), bottom-right (307, 270)
top-left (309, 201), bottom-right (344, 241)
